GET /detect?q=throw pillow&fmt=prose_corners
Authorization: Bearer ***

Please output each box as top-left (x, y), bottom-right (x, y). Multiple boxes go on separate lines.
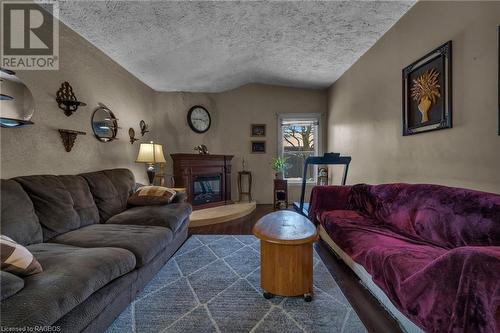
top-left (1, 235), bottom-right (42, 276)
top-left (127, 186), bottom-right (177, 206)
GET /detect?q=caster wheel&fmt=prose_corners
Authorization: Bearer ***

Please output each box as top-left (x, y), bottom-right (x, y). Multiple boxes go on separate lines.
top-left (263, 292), bottom-right (274, 299)
top-left (304, 293), bottom-right (313, 302)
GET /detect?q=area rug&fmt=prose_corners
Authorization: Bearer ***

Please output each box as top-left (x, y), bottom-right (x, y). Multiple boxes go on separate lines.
top-left (107, 235), bottom-right (367, 333)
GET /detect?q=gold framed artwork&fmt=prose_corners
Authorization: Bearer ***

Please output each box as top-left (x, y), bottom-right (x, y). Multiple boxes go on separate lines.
top-left (251, 124), bottom-right (266, 137)
top-left (402, 41), bottom-right (452, 136)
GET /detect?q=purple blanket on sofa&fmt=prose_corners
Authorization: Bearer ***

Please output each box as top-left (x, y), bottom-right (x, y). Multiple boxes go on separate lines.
top-left (309, 183), bottom-right (500, 333)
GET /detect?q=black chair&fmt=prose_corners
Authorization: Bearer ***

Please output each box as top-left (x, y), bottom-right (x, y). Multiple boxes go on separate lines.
top-left (293, 153), bottom-right (351, 216)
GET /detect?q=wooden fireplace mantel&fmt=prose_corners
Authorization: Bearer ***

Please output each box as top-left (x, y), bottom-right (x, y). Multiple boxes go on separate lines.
top-left (171, 153), bottom-right (233, 210)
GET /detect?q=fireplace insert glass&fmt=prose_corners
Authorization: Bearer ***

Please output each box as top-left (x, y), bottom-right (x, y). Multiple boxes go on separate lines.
top-left (192, 175), bottom-right (222, 205)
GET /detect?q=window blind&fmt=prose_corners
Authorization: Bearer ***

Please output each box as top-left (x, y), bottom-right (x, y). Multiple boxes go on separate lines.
top-left (280, 119), bottom-right (319, 126)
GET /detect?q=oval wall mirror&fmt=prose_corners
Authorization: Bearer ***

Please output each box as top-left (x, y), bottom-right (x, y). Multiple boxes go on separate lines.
top-left (0, 68), bottom-right (35, 128)
top-left (91, 105), bottom-right (118, 142)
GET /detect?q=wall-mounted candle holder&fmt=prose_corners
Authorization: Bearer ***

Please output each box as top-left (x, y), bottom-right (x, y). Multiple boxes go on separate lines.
top-left (129, 128), bottom-right (139, 144)
top-left (139, 120), bottom-right (149, 136)
top-left (56, 81), bottom-right (87, 117)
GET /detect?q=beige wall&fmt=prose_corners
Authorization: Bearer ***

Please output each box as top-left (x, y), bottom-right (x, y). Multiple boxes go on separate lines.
top-left (1, 23), bottom-right (155, 184)
top-left (153, 84), bottom-right (328, 203)
top-left (327, 1), bottom-right (500, 193)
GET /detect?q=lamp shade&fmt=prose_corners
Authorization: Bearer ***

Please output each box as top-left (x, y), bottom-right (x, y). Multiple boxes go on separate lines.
top-left (135, 142), bottom-right (166, 163)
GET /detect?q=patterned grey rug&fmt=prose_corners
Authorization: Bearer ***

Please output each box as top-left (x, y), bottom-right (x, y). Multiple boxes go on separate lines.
top-left (107, 235), bottom-right (367, 333)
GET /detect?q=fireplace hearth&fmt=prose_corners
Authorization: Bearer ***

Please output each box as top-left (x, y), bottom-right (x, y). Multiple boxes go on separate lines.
top-left (171, 154), bottom-right (233, 210)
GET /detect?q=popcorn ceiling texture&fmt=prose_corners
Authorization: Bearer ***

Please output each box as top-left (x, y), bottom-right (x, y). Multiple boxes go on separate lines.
top-left (58, 1), bottom-right (414, 92)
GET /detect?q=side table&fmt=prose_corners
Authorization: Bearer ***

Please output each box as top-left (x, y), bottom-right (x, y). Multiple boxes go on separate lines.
top-left (253, 210), bottom-right (318, 301)
top-left (237, 171), bottom-right (252, 202)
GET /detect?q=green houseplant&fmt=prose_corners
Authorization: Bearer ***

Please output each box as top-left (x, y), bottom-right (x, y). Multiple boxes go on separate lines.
top-left (272, 156), bottom-right (289, 180)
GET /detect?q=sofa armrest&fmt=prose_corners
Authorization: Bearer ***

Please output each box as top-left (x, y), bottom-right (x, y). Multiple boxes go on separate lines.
top-left (171, 191), bottom-right (187, 203)
top-left (308, 185), bottom-right (352, 225)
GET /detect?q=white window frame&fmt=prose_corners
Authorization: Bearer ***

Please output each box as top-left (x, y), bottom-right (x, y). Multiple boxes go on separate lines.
top-left (277, 113), bottom-right (323, 184)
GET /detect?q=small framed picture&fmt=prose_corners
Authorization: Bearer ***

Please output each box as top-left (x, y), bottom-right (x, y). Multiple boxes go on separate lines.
top-left (251, 141), bottom-right (266, 153)
top-left (251, 124), bottom-right (266, 137)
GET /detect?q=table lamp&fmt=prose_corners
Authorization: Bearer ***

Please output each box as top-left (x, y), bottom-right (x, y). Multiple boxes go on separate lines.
top-left (135, 141), bottom-right (166, 185)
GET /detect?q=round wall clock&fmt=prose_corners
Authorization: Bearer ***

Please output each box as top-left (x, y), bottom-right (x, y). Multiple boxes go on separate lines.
top-left (187, 105), bottom-right (211, 133)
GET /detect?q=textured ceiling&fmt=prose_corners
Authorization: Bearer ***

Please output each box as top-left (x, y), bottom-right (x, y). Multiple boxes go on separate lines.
top-left (58, 1), bottom-right (414, 92)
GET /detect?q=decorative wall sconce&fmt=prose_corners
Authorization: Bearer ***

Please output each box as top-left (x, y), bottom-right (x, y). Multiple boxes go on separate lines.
top-left (56, 82), bottom-right (87, 117)
top-left (129, 128), bottom-right (139, 144)
top-left (139, 120), bottom-right (149, 136)
top-left (58, 129), bottom-right (86, 152)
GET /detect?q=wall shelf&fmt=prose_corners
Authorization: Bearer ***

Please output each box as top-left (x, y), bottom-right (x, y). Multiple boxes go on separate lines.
top-left (58, 129), bottom-right (86, 152)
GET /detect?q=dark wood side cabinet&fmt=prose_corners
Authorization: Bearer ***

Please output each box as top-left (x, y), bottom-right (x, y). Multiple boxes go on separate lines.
top-left (171, 153), bottom-right (233, 210)
top-left (273, 179), bottom-right (288, 210)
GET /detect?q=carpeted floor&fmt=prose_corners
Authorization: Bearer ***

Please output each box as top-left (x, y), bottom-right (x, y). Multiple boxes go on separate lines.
top-left (107, 235), bottom-right (367, 333)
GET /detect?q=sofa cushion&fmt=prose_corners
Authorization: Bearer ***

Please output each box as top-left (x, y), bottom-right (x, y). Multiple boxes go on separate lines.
top-left (321, 211), bottom-right (500, 333)
top-left (0, 243), bottom-right (135, 328)
top-left (0, 271), bottom-right (24, 301)
top-left (106, 203), bottom-right (192, 233)
top-left (320, 210), bottom-right (447, 279)
top-left (49, 224), bottom-right (172, 267)
top-left (0, 179), bottom-right (43, 245)
top-left (80, 169), bottom-right (135, 222)
top-left (1, 235), bottom-right (42, 276)
top-left (52, 267), bottom-right (137, 333)
top-left (127, 186), bottom-right (177, 206)
top-left (14, 175), bottom-right (100, 241)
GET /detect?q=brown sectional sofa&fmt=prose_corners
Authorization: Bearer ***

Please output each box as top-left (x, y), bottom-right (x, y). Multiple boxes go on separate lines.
top-left (0, 168), bottom-right (192, 332)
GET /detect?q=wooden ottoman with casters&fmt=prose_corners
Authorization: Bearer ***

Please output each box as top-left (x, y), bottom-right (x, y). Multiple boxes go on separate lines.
top-left (253, 210), bottom-right (318, 301)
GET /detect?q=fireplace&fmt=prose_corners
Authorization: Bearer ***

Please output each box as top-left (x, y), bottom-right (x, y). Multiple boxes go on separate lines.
top-left (192, 175), bottom-right (222, 205)
top-left (171, 154), bottom-right (233, 210)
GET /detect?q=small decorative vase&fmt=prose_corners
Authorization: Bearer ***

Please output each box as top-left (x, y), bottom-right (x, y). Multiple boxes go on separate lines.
top-left (418, 96), bottom-right (432, 123)
top-left (275, 172), bottom-right (284, 180)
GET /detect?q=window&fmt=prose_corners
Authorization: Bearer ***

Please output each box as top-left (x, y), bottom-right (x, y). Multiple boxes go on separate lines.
top-left (278, 114), bottom-right (322, 183)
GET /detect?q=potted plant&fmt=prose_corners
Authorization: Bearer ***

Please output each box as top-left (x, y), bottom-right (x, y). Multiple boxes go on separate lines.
top-left (272, 156), bottom-right (289, 180)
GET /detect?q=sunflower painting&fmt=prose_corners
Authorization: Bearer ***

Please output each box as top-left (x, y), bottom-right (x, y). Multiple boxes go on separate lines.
top-left (402, 41), bottom-right (452, 136)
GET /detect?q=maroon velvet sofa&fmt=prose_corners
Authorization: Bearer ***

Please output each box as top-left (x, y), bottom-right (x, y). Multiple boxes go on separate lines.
top-left (309, 183), bottom-right (500, 333)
